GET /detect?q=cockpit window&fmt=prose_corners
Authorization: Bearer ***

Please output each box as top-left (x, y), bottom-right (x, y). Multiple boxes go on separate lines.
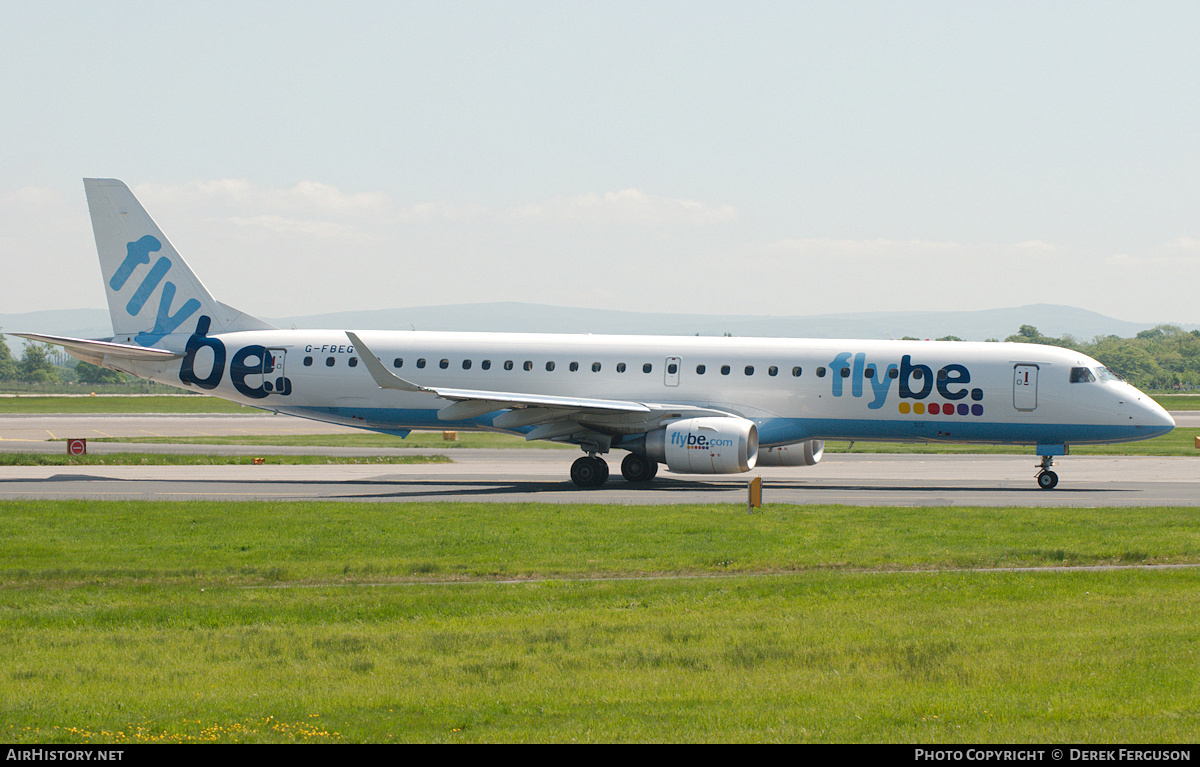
top-left (1096, 367), bottom-right (1122, 382)
top-left (1070, 367), bottom-right (1096, 383)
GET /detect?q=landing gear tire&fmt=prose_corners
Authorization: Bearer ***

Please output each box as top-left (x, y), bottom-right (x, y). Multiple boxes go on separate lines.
top-left (620, 453), bottom-right (659, 483)
top-left (570, 456), bottom-right (609, 488)
top-left (1036, 454), bottom-right (1060, 490)
top-left (1037, 470), bottom-right (1059, 490)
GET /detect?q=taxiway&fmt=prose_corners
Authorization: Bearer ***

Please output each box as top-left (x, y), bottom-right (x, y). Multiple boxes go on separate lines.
top-left (1, 413), bottom-right (1196, 506)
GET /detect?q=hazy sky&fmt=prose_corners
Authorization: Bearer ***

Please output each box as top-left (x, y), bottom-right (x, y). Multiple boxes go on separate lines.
top-left (3, 1), bottom-right (1199, 325)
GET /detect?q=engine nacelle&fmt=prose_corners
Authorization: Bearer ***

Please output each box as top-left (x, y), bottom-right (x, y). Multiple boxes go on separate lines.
top-left (645, 417), bottom-right (758, 474)
top-left (756, 440), bottom-right (825, 467)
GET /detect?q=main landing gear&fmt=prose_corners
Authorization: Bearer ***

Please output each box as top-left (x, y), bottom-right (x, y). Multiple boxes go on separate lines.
top-left (570, 455), bottom-right (609, 488)
top-left (620, 452), bottom-right (658, 483)
top-left (570, 453), bottom-right (660, 488)
top-left (1036, 455), bottom-right (1059, 490)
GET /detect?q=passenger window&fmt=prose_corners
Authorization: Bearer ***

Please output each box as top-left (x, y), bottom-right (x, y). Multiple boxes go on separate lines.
top-left (745, 365), bottom-right (754, 376)
top-left (546, 361), bottom-right (555, 372)
top-left (888, 368), bottom-right (899, 379)
top-left (768, 366), bottom-right (778, 376)
top-left (792, 366), bottom-right (801, 377)
top-left (523, 361), bottom-right (533, 371)
top-left (393, 358), bottom-right (403, 368)
top-left (617, 363), bottom-right (626, 373)
top-left (840, 367), bottom-right (850, 378)
top-left (817, 367), bottom-right (826, 377)
top-left (668, 363), bottom-right (678, 374)
top-left (349, 358), bottom-right (358, 368)
top-left (326, 357), bottom-right (335, 367)
top-left (570, 361), bottom-right (579, 372)
top-left (865, 366), bottom-right (875, 378)
top-left (696, 364), bottom-right (706, 374)
top-left (721, 365), bottom-right (730, 375)
top-left (417, 358), bottom-right (426, 369)
top-left (592, 362), bottom-right (602, 372)
top-left (440, 359), bottom-right (449, 369)
top-left (304, 356), bottom-right (313, 367)
top-left (462, 360), bottom-right (472, 370)
top-left (481, 360), bottom-right (491, 370)
top-left (504, 360), bottom-right (514, 370)
top-left (643, 363), bottom-right (652, 373)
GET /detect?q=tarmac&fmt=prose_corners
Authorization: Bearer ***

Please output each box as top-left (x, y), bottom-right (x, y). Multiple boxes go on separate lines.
top-left (1, 413), bottom-right (1197, 506)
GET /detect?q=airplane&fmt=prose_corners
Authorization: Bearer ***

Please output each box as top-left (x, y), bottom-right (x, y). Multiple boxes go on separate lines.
top-left (15, 178), bottom-right (1176, 490)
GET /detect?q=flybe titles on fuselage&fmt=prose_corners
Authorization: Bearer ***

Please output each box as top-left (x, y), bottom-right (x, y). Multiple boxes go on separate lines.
top-left (179, 316), bottom-right (292, 399)
top-left (827, 353), bottom-right (985, 416)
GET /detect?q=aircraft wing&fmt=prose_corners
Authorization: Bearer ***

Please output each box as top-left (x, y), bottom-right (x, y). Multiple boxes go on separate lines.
top-left (346, 332), bottom-right (725, 444)
top-left (12, 333), bottom-right (182, 366)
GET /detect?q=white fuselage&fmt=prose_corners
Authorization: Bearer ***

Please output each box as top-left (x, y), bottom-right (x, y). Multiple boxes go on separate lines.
top-left (119, 328), bottom-right (1175, 450)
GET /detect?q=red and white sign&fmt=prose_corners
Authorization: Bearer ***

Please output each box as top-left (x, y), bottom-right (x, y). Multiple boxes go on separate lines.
top-left (67, 439), bottom-right (87, 456)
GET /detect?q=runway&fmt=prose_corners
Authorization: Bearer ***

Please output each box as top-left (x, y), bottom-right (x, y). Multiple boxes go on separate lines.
top-left (2, 413), bottom-right (1197, 506)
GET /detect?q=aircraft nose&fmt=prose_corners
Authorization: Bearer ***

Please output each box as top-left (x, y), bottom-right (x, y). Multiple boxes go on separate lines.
top-left (1134, 392), bottom-right (1175, 435)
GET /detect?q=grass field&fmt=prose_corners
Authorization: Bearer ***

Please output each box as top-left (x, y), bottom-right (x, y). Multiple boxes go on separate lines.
top-left (0, 395), bottom-right (248, 414)
top-left (90, 431), bottom-right (575, 450)
top-left (830, 427), bottom-right (1200, 456)
top-left (1155, 394), bottom-right (1200, 409)
top-left (2, 500), bottom-right (1199, 743)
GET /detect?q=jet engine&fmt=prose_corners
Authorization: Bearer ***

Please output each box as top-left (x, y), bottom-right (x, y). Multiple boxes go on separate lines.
top-left (644, 417), bottom-right (758, 474)
top-left (755, 440), bottom-right (825, 467)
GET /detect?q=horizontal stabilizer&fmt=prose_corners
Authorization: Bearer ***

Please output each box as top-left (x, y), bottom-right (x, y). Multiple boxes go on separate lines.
top-left (12, 333), bottom-right (182, 365)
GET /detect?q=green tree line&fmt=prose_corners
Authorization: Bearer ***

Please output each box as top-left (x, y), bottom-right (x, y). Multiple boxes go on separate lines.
top-left (0, 335), bottom-right (126, 385)
top-left (0, 337), bottom-right (59, 383)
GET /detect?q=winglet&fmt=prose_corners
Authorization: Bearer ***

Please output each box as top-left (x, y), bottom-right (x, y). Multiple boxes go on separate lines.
top-left (345, 332), bottom-right (431, 393)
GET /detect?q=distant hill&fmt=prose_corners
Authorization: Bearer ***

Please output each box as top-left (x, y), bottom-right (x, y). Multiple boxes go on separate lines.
top-left (273, 302), bottom-right (1194, 341)
top-left (4, 304), bottom-right (1196, 355)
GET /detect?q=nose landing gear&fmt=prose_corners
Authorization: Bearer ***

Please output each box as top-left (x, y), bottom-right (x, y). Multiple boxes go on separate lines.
top-left (1036, 454), bottom-right (1059, 489)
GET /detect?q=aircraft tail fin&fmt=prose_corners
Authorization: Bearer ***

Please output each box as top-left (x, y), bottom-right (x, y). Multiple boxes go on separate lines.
top-left (84, 178), bottom-right (275, 347)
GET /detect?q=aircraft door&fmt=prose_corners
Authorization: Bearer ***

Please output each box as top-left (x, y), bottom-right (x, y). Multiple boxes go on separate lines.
top-left (268, 349), bottom-right (290, 395)
top-left (1013, 364), bottom-right (1038, 411)
top-left (665, 357), bottom-right (681, 387)
top-left (252, 348), bottom-right (289, 395)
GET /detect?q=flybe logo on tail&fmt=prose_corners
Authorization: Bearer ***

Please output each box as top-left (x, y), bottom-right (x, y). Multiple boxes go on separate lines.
top-left (827, 352), bottom-right (986, 416)
top-left (110, 236), bottom-right (201, 346)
